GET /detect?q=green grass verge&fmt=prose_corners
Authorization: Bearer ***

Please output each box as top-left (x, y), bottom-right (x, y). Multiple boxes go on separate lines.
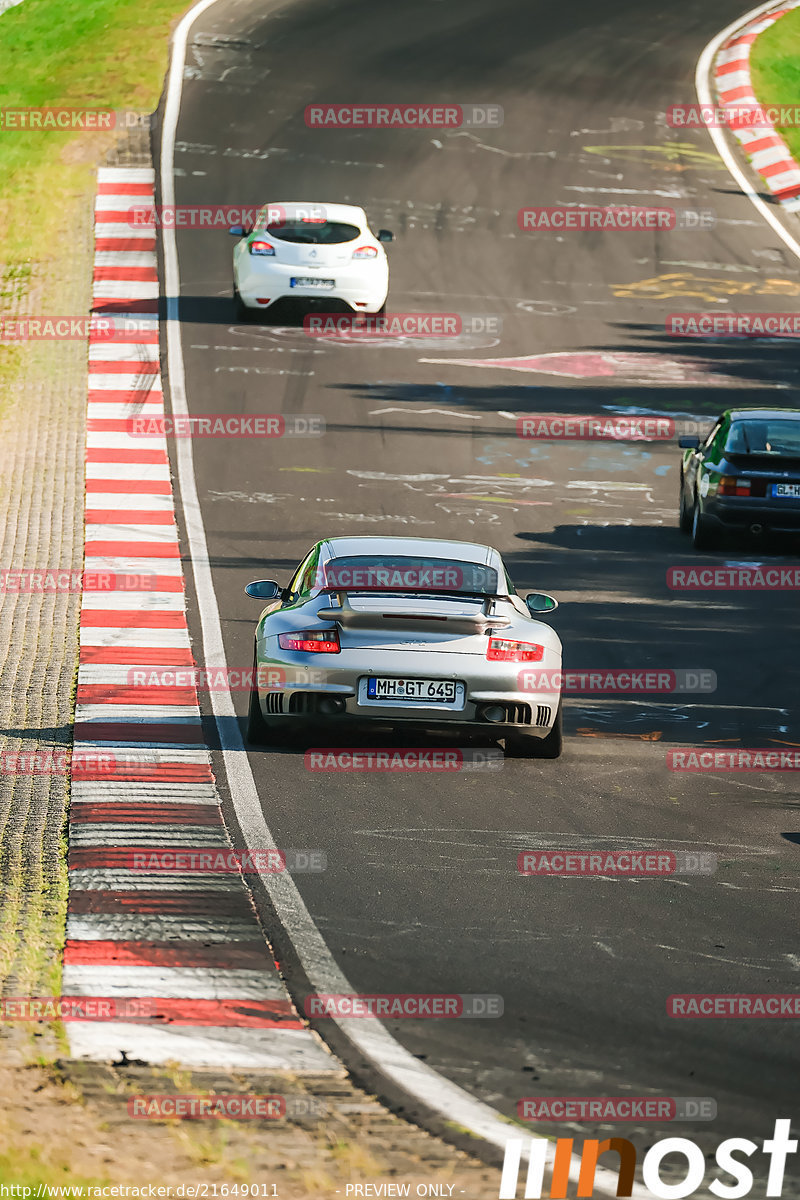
top-left (749, 9), bottom-right (800, 163)
top-left (0, 0), bottom-right (191, 273)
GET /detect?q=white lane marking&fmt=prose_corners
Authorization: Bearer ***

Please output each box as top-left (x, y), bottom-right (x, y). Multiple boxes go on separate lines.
top-left (696, 3), bottom-right (800, 263)
top-left (561, 185), bottom-right (685, 197)
top-left (158, 1), bottom-right (651, 1191)
top-left (369, 407), bottom-right (482, 419)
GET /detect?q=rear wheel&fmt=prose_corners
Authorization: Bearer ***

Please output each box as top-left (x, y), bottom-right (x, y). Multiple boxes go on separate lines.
top-left (691, 497), bottom-right (716, 551)
top-left (246, 666), bottom-right (270, 744)
top-left (505, 699), bottom-right (563, 759)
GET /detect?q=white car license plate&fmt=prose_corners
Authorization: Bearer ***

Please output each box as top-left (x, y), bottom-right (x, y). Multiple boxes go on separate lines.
top-left (290, 277), bottom-right (335, 289)
top-left (772, 483), bottom-right (800, 498)
top-left (367, 677), bottom-right (457, 703)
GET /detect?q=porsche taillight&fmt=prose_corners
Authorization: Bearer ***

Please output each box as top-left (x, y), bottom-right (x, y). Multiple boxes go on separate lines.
top-left (278, 629), bottom-right (340, 653)
top-left (486, 638), bottom-right (545, 663)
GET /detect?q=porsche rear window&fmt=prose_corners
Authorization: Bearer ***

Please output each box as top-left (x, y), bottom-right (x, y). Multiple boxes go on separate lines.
top-left (264, 221), bottom-right (360, 245)
top-left (319, 556), bottom-right (500, 595)
top-left (725, 419), bottom-right (800, 456)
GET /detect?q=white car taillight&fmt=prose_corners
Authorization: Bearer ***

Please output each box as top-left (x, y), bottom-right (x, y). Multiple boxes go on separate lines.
top-left (250, 241), bottom-right (275, 256)
top-left (352, 245), bottom-right (378, 259)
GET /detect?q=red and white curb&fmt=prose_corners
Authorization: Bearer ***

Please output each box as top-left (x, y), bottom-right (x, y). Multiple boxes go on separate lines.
top-left (713, 0), bottom-right (800, 209)
top-left (65, 166), bottom-right (333, 1070)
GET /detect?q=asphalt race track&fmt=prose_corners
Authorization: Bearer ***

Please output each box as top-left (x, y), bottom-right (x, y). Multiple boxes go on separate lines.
top-left (159, 0), bottom-right (800, 1181)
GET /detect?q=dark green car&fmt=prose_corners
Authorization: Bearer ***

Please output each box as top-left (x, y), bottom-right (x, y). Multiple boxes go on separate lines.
top-left (678, 408), bottom-right (800, 549)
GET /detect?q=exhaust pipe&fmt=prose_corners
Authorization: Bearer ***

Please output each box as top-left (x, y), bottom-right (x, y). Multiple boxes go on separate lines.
top-left (481, 704), bottom-right (507, 724)
top-left (750, 523), bottom-right (764, 535)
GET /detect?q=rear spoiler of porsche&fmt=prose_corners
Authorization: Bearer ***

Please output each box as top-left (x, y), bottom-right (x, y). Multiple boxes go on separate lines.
top-left (315, 588), bottom-right (512, 633)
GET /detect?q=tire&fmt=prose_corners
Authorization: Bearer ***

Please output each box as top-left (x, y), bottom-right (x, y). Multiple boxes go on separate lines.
top-left (233, 283), bottom-right (251, 323)
top-left (679, 475), bottom-right (692, 533)
top-left (506, 699), bottom-right (563, 759)
top-left (246, 667), bottom-right (270, 744)
top-left (691, 497), bottom-right (716, 551)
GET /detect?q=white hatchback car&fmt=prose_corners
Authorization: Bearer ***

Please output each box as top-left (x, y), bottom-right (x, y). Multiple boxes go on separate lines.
top-left (229, 201), bottom-right (393, 317)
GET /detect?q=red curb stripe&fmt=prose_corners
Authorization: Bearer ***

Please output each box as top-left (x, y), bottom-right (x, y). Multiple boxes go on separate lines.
top-left (77, 682), bottom-right (196, 702)
top-left (94, 267), bottom-right (158, 282)
top-left (114, 998), bottom-right (300, 1029)
top-left (773, 181), bottom-right (800, 199)
top-left (760, 158), bottom-right (799, 177)
top-left (95, 238), bottom-right (157, 252)
top-left (79, 609), bottom-right (185, 628)
top-left (92, 300), bottom-right (159, 314)
top-left (717, 58), bottom-right (749, 74)
top-left (88, 361), bottom-right (160, 374)
top-left (88, 390), bottom-right (163, 403)
top-left (85, 451), bottom-right (169, 465)
top-left (63, 941), bottom-right (271, 969)
top-left (743, 135), bottom-right (785, 154)
top-left (83, 541), bottom-right (180, 558)
top-left (71, 765), bottom-right (214, 782)
top-left (68, 891), bottom-right (248, 915)
top-left (72, 724), bottom-right (205, 744)
top-left (85, 511), bottom-right (175, 525)
top-left (70, 804), bottom-right (223, 824)
top-left (68, 843), bottom-right (250, 869)
top-left (79, 647), bottom-right (193, 664)
top-left (97, 182), bottom-right (155, 196)
top-left (80, 570), bottom-right (183, 590)
top-left (85, 479), bottom-right (172, 494)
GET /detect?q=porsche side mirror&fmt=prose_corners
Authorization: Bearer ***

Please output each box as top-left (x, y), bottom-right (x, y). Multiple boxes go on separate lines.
top-left (245, 580), bottom-right (282, 600)
top-left (525, 592), bottom-right (558, 615)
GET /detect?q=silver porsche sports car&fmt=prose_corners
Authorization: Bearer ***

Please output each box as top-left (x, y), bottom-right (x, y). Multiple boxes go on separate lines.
top-left (244, 536), bottom-right (563, 757)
